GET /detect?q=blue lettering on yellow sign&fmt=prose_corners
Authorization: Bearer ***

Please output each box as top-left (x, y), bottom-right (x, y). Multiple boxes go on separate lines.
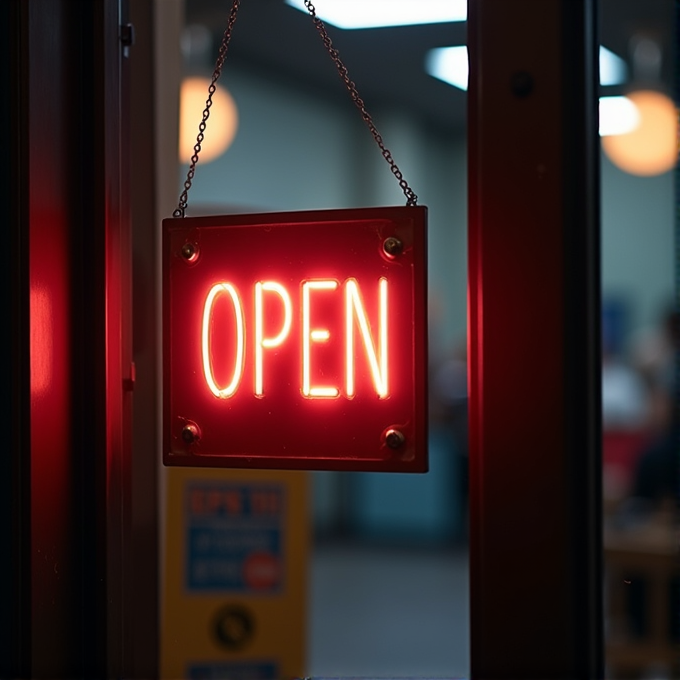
top-left (185, 483), bottom-right (284, 592)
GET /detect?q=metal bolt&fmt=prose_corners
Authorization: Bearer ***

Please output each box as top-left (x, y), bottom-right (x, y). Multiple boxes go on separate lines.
top-left (120, 23), bottom-right (135, 58)
top-left (383, 236), bottom-right (403, 258)
top-left (385, 428), bottom-right (406, 449)
top-left (182, 423), bottom-right (200, 444)
top-left (181, 242), bottom-right (198, 262)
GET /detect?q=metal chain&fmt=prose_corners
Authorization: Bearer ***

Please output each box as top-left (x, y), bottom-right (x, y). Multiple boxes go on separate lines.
top-left (174, 0), bottom-right (241, 217)
top-left (302, 0), bottom-right (418, 206)
top-left (174, 0), bottom-right (418, 216)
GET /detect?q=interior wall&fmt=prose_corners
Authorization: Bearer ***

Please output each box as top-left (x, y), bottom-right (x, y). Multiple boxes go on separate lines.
top-left (183, 66), bottom-right (358, 213)
top-left (601, 152), bottom-right (675, 347)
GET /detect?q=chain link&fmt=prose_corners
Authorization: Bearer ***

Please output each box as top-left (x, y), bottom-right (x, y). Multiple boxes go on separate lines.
top-left (302, 0), bottom-right (418, 206)
top-left (174, 0), bottom-right (242, 217)
top-left (174, 0), bottom-right (418, 217)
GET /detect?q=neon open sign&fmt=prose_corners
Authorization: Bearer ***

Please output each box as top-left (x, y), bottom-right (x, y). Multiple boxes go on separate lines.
top-left (201, 278), bottom-right (389, 399)
top-left (162, 206), bottom-right (428, 472)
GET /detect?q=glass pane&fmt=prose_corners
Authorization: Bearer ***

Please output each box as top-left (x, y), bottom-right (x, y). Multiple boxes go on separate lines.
top-left (600, 1), bottom-right (678, 678)
top-left (160, 1), bottom-right (678, 678)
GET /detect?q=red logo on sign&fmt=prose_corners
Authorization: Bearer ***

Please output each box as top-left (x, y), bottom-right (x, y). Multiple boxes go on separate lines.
top-left (243, 552), bottom-right (281, 591)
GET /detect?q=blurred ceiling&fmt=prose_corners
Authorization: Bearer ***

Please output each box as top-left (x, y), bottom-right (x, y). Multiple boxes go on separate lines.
top-left (183, 0), bottom-right (676, 135)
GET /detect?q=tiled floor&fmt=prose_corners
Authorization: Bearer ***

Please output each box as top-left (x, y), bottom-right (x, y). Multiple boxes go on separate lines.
top-left (306, 541), bottom-right (470, 679)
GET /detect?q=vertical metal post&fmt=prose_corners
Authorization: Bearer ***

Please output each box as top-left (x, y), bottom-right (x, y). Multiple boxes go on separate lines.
top-left (467, 1), bottom-right (603, 678)
top-left (127, 0), bottom-right (175, 675)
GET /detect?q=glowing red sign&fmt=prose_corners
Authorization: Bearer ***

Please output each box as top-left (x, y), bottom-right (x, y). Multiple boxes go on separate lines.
top-left (162, 206), bottom-right (427, 472)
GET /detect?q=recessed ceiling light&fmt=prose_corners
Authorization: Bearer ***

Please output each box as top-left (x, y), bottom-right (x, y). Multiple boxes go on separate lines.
top-left (425, 45), bottom-right (628, 92)
top-left (599, 46), bottom-right (628, 86)
top-left (599, 96), bottom-right (640, 136)
top-left (426, 45), bottom-right (468, 90)
top-left (285, 0), bottom-right (467, 29)
top-left (602, 90), bottom-right (678, 175)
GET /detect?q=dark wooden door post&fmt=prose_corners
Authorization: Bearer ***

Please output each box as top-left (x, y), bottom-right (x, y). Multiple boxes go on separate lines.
top-left (468, 1), bottom-right (603, 678)
top-left (4, 1), bottom-right (134, 677)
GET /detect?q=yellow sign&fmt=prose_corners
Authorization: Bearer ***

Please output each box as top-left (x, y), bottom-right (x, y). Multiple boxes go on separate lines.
top-left (161, 467), bottom-right (309, 679)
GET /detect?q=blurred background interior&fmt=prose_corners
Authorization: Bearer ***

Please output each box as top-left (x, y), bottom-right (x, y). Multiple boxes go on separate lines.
top-left (167, 1), bottom-right (678, 677)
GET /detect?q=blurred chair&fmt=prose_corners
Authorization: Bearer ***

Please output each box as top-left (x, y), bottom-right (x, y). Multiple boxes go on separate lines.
top-left (604, 503), bottom-right (679, 679)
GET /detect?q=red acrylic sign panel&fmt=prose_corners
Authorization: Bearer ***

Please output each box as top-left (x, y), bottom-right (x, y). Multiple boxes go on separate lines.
top-left (162, 206), bottom-right (427, 472)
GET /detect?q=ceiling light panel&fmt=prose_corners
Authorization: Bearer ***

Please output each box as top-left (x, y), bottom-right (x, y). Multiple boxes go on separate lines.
top-left (285, 0), bottom-right (467, 29)
top-left (599, 46), bottom-right (628, 86)
top-left (599, 96), bottom-right (640, 136)
top-left (426, 46), bottom-right (468, 90)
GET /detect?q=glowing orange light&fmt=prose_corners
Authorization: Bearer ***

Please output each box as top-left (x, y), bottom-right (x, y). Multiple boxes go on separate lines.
top-left (179, 77), bottom-right (239, 164)
top-left (601, 90), bottom-right (678, 176)
top-left (201, 283), bottom-right (245, 398)
top-left (346, 278), bottom-right (389, 398)
top-left (254, 281), bottom-right (292, 396)
top-left (302, 279), bottom-right (340, 398)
